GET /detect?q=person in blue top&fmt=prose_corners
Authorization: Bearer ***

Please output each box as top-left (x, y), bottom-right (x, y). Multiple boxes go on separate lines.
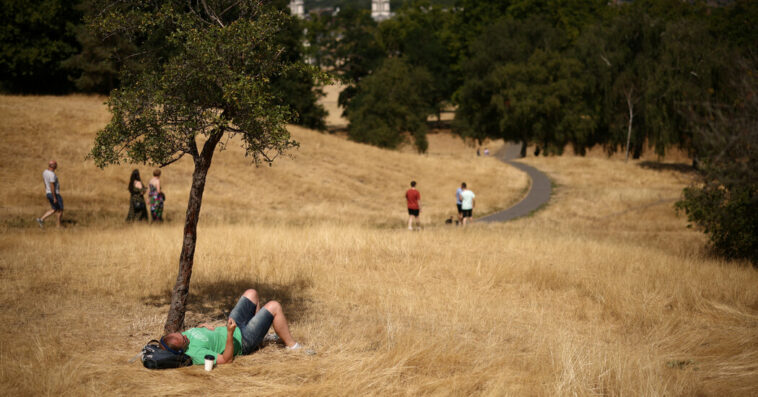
top-left (160, 288), bottom-right (301, 365)
top-left (455, 183), bottom-right (464, 225)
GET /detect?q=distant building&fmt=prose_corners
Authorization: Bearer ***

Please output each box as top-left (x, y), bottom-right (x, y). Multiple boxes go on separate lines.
top-left (372, 0), bottom-right (391, 22)
top-left (289, 0), bottom-right (305, 18)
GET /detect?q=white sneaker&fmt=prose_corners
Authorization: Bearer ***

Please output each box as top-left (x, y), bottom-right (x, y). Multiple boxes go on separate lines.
top-left (286, 342), bottom-right (301, 351)
top-left (36, 218), bottom-right (44, 228)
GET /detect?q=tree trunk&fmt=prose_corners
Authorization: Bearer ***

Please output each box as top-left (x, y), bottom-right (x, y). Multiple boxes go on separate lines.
top-left (520, 140), bottom-right (527, 158)
top-left (164, 131), bottom-right (223, 334)
top-left (624, 89), bottom-right (634, 162)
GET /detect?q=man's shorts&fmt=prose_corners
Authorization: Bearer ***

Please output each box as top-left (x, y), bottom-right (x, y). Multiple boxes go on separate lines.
top-left (456, 203), bottom-right (462, 214)
top-left (46, 193), bottom-right (63, 211)
top-left (462, 209), bottom-right (473, 218)
top-left (408, 208), bottom-right (420, 216)
top-left (229, 296), bottom-right (274, 354)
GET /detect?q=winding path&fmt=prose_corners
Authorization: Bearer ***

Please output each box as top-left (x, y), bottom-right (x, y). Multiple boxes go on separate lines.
top-left (477, 144), bottom-right (552, 223)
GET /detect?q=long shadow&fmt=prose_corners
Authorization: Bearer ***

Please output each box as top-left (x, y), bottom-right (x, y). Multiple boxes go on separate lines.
top-left (143, 277), bottom-right (312, 328)
top-left (638, 161), bottom-right (697, 174)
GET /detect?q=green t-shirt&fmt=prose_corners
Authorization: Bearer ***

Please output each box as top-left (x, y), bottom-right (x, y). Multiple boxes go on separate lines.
top-left (182, 326), bottom-right (243, 365)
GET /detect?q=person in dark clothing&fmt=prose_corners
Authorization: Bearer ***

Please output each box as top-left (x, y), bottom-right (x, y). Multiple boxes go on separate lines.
top-left (126, 169), bottom-right (148, 222)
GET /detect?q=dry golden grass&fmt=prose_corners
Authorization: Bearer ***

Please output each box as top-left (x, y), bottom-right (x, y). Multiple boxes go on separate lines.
top-left (1, 94), bottom-right (757, 396)
top-left (0, 94), bottom-right (525, 228)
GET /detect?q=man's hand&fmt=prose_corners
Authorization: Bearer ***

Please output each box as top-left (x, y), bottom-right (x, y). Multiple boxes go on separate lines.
top-left (217, 317), bottom-right (237, 365)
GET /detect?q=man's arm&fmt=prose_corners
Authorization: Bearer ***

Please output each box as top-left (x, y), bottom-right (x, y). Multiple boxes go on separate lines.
top-left (215, 317), bottom-right (237, 364)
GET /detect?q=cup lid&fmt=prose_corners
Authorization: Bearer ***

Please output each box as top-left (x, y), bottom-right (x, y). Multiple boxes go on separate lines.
top-left (204, 355), bottom-right (215, 360)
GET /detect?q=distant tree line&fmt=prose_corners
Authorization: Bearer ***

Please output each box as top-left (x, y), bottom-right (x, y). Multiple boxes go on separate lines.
top-left (0, 0), bottom-right (326, 130)
top-left (302, 0), bottom-right (756, 159)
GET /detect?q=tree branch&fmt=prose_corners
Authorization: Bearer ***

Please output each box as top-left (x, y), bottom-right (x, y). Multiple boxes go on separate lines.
top-left (200, 0), bottom-right (225, 28)
top-left (159, 151), bottom-right (188, 168)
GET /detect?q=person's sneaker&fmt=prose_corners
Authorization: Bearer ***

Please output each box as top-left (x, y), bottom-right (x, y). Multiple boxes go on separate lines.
top-left (263, 333), bottom-right (280, 343)
top-left (36, 218), bottom-right (44, 228)
top-left (285, 342), bottom-right (302, 351)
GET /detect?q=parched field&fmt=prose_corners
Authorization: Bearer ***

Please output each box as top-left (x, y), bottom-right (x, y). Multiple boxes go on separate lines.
top-left (0, 95), bottom-right (756, 396)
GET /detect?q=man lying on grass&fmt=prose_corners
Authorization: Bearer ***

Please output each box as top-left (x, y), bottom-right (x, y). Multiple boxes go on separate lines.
top-left (160, 289), bottom-right (301, 365)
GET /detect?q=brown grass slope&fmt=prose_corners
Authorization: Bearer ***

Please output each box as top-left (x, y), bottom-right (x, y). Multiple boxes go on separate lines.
top-left (0, 95), bottom-right (524, 227)
top-left (0, 95), bottom-right (757, 396)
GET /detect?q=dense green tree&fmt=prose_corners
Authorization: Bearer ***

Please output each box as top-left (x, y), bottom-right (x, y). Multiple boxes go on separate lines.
top-left (269, 9), bottom-right (328, 130)
top-left (0, 0), bottom-right (80, 93)
top-left (453, 16), bottom-right (568, 152)
top-left (89, 0), bottom-right (326, 333)
top-left (488, 49), bottom-right (595, 155)
top-left (331, 5), bottom-right (384, 112)
top-left (61, 0), bottom-right (141, 94)
top-left (378, 0), bottom-right (455, 119)
top-left (574, 4), bottom-right (725, 159)
top-left (709, 0), bottom-right (758, 48)
top-left (676, 58), bottom-right (758, 265)
top-left (347, 57), bottom-right (433, 152)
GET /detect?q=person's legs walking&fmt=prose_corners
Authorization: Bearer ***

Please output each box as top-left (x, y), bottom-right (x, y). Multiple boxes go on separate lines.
top-left (38, 208), bottom-right (55, 222)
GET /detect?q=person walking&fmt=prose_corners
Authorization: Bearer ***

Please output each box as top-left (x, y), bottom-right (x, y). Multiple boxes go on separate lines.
top-left (148, 169), bottom-right (164, 222)
top-left (36, 160), bottom-right (63, 228)
top-left (405, 181), bottom-right (421, 230)
top-left (126, 169), bottom-right (148, 222)
top-left (460, 182), bottom-right (475, 226)
top-left (455, 184), bottom-right (464, 224)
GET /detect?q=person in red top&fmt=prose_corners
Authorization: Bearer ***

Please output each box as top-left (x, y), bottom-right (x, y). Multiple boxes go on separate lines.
top-left (405, 181), bottom-right (421, 230)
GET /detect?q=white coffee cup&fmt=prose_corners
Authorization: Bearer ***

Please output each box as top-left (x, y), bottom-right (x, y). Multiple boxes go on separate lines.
top-left (204, 355), bottom-right (214, 371)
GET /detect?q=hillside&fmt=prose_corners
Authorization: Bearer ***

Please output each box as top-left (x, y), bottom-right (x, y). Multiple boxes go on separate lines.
top-left (0, 94), bottom-right (756, 396)
top-left (0, 94), bottom-right (526, 228)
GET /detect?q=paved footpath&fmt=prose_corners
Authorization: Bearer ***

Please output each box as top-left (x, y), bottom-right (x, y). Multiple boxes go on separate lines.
top-left (477, 144), bottom-right (552, 223)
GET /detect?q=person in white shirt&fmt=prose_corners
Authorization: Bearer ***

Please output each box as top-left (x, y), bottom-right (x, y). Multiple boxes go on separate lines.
top-left (459, 182), bottom-right (475, 226)
top-left (37, 160), bottom-right (63, 228)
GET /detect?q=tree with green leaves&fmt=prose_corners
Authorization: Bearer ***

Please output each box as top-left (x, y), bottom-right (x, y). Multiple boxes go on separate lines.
top-left (89, 0), bottom-right (325, 333)
top-left (0, 0), bottom-right (80, 93)
top-left (331, 5), bottom-right (384, 113)
top-left (676, 58), bottom-right (757, 265)
top-left (377, 0), bottom-right (455, 120)
top-left (488, 49), bottom-right (595, 156)
top-left (347, 57), bottom-right (432, 152)
top-left (61, 0), bottom-right (139, 94)
top-left (453, 16), bottom-right (570, 154)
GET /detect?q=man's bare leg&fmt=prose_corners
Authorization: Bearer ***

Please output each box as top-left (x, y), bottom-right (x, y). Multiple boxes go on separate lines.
top-left (39, 208), bottom-right (55, 222)
top-left (241, 289), bottom-right (261, 314)
top-left (263, 301), bottom-right (296, 347)
top-left (55, 210), bottom-right (62, 227)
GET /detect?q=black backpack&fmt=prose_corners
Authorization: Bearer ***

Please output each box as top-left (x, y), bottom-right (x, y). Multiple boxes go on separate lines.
top-left (141, 339), bottom-right (193, 369)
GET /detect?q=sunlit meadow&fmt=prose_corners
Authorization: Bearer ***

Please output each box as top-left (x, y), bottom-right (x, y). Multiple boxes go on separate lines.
top-left (0, 92), bottom-right (755, 396)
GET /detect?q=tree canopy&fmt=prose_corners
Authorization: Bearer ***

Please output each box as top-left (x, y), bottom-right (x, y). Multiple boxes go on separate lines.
top-left (89, 0), bottom-right (326, 332)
